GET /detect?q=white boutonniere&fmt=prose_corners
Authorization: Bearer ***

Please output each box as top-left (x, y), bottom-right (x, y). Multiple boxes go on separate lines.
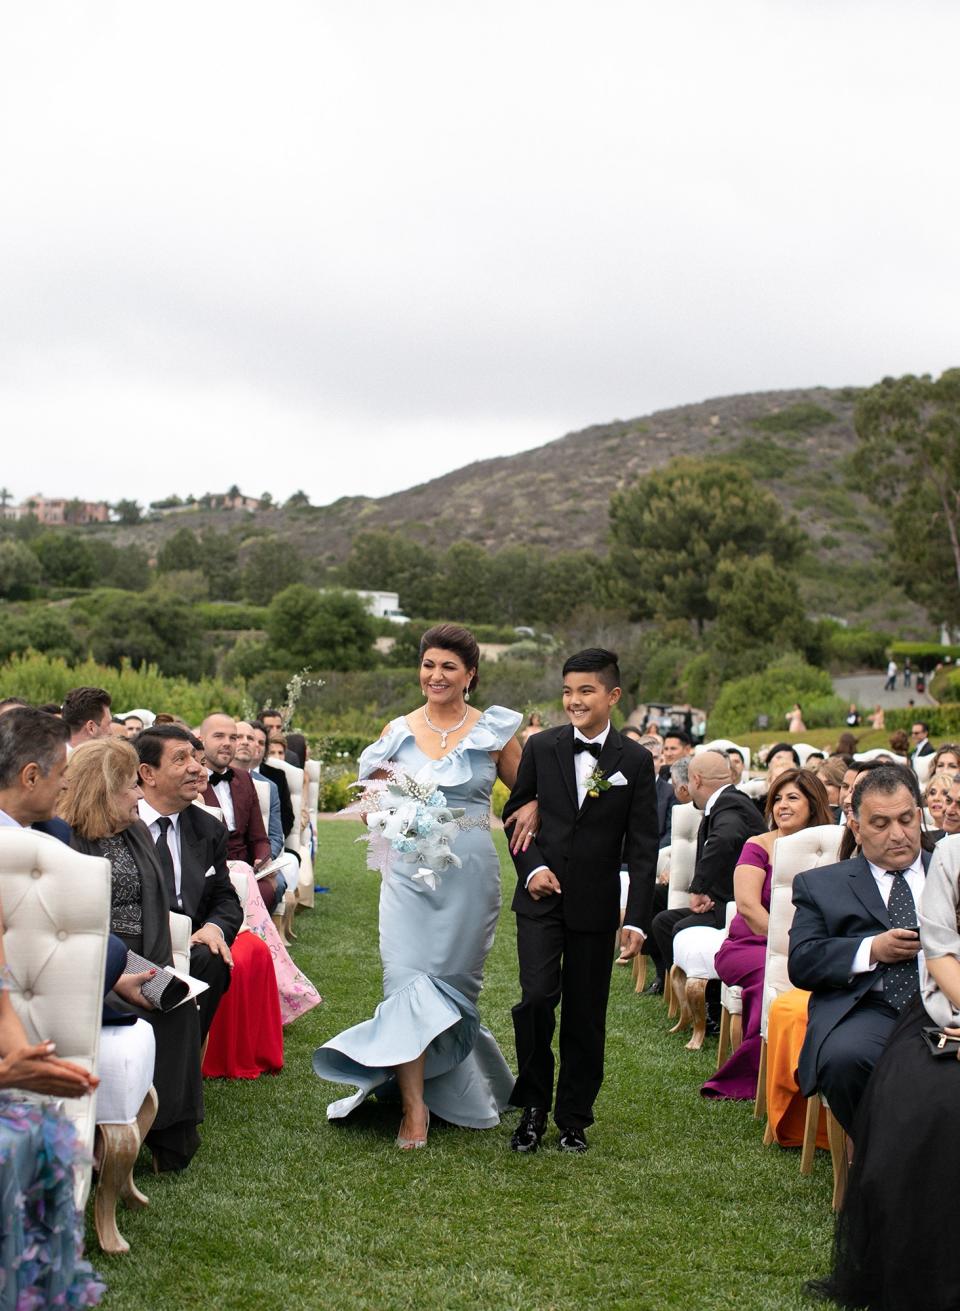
top-left (585, 767), bottom-right (612, 799)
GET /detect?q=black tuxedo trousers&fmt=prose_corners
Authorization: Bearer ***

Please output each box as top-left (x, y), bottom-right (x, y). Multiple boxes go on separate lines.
top-left (511, 907), bottom-right (616, 1128)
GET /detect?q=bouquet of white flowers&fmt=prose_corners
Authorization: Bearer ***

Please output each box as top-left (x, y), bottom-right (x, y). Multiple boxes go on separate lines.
top-left (344, 764), bottom-right (465, 890)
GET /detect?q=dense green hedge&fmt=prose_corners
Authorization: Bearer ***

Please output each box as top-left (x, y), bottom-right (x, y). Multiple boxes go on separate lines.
top-left (195, 602), bottom-right (268, 630)
top-left (0, 651), bottom-right (245, 722)
top-left (890, 642), bottom-right (960, 668)
top-left (885, 704), bottom-right (960, 736)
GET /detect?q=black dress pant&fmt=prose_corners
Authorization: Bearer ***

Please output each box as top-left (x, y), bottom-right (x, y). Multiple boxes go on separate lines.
top-left (815, 995), bottom-right (899, 1135)
top-left (189, 943), bottom-right (232, 1042)
top-left (642, 885), bottom-right (669, 974)
top-left (651, 902), bottom-right (726, 973)
top-left (511, 908), bottom-right (616, 1129)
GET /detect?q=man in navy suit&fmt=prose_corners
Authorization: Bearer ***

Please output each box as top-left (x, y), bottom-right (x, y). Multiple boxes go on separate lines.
top-left (788, 764), bottom-right (928, 1134)
top-left (0, 706), bottom-right (145, 1010)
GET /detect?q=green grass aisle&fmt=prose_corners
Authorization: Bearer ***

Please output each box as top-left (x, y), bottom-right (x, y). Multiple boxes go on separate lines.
top-left (92, 825), bottom-right (833, 1310)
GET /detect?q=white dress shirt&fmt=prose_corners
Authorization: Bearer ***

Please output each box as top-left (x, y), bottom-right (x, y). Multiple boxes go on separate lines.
top-left (573, 724), bottom-right (611, 807)
top-left (138, 798), bottom-right (183, 907)
top-left (850, 853), bottom-right (925, 988)
top-left (0, 809), bottom-right (21, 828)
top-left (210, 777), bottom-right (236, 830)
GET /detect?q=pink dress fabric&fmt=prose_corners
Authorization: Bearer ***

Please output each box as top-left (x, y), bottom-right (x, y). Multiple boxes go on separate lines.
top-left (701, 838), bottom-right (770, 1101)
top-left (232, 864), bottom-right (323, 1026)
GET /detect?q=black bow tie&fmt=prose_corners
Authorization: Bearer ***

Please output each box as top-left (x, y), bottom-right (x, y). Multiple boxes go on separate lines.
top-left (573, 739), bottom-right (602, 758)
top-left (208, 768), bottom-right (234, 787)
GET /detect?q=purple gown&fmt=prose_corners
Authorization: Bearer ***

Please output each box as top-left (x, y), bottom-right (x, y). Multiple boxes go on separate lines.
top-left (701, 838), bottom-right (770, 1100)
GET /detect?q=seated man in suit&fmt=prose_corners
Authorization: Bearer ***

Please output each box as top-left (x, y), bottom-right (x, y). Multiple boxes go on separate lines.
top-left (650, 750), bottom-right (766, 983)
top-left (199, 713), bottom-right (278, 912)
top-left (248, 720), bottom-right (295, 840)
top-left (232, 720), bottom-right (300, 904)
top-left (788, 764), bottom-right (928, 1135)
top-left (639, 734), bottom-right (675, 849)
top-left (61, 685), bottom-right (113, 749)
top-left (135, 724), bottom-right (243, 1040)
top-left (0, 705), bottom-right (144, 1011)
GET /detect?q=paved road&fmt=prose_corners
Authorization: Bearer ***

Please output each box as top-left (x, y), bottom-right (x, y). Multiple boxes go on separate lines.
top-left (833, 672), bottom-right (937, 710)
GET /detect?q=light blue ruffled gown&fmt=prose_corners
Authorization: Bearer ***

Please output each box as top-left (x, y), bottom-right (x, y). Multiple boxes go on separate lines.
top-left (312, 706), bottom-right (521, 1128)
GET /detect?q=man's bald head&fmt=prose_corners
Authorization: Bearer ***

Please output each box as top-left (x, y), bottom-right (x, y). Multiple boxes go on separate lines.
top-left (200, 713), bottom-right (238, 770)
top-left (233, 719), bottom-right (262, 769)
top-left (688, 750), bottom-right (732, 810)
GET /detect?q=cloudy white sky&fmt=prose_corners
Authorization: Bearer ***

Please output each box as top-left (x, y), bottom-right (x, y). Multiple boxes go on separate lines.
top-left (1, 1), bottom-right (957, 509)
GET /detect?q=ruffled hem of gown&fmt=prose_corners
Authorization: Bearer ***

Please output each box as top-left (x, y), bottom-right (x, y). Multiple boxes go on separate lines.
top-left (311, 974), bottom-right (514, 1129)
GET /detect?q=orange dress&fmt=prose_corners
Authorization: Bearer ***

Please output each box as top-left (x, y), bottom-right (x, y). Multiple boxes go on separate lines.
top-left (766, 988), bottom-right (828, 1149)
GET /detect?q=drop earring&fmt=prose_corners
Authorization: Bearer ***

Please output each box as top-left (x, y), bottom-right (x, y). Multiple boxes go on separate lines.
top-left (464, 689), bottom-right (471, 702)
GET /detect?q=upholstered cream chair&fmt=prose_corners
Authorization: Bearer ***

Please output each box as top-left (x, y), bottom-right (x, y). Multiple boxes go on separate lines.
top-left (791, 743), bottom-right (821, 767)
top-left (753, 823), bottom-right (844, 1200)
top-left (632, 847), bottom-right (672, 993)
top-left (93, 1021), bottom-right (157, 1252)
top-left (267, 758), bottom-right (312, 910)
top-left (716, 901), bottom-right (743, 1067)
top-left (0, 830), bottom-right (110, 1209)
top-left (700, 739), bottom-right (751, 776)
top-left (663, 802), bottom-right (702, 1021)
top-left (252, 777), bottom-right (272, 833)
top-left (914, 752), bottom-right (935, 787)
top-left (853, 748), bottom-right (907, 767)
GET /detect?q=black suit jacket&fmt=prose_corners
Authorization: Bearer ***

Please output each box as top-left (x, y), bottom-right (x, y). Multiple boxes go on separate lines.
top-left (175, 804), bottom-right (243, 945)
top-left (502, 725), bottom-right (659, 934)
top-left (655, 775), bottom-right (676, 849)
top-left (788, 850), bottom-right (931, 1096)
top-left (913, 741), bottom-right (934, 762)
top-left (689, 786), bottom-right (767, 904)
top-left (258, 760), bottom-right (295, 840)
top-left (32, 817), bottom-right (71, 843)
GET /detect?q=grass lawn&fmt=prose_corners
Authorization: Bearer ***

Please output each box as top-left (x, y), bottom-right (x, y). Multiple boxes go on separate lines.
top-left (92, 824), bottom-right (833, 1311)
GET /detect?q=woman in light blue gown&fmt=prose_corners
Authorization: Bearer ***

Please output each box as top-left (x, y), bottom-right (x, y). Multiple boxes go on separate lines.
top-left (312, 625), bottom-right (523, 1148)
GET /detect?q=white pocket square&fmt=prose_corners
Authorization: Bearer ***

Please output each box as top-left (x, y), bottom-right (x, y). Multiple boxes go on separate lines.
top-left (608, 771), bottom-right (628, 786)
top-left (204, 865), bottom-right (216, 878)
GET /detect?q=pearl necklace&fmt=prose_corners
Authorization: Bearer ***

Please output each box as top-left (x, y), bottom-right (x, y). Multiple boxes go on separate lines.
top-left (424, 704), bottom-right (469, 750)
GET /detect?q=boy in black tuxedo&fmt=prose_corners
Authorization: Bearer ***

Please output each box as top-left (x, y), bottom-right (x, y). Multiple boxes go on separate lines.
top-left (502, 649), bottom-right (658, 1152)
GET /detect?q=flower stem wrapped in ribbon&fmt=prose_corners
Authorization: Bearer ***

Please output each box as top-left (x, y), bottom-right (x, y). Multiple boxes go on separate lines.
top-left (342, 764), bottom-right (465, 890)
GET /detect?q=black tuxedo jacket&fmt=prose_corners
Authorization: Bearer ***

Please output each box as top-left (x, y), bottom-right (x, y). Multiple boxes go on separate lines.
top-left (503, 724), bottom-right (659, 934)
top-left (689, 786), bottom-right (766, 904)
top-left (788, 849), bottom-right (932, 1096)
top-left (913, 741), bottom-right (934, 762)
top-left (175, 804), bottom-right (243, 945)
top-left (257, 760), bottom-right (294, 839)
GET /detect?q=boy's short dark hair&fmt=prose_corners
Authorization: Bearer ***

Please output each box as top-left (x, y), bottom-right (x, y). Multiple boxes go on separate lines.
top-left (561, 648), bottom-right (621, 691)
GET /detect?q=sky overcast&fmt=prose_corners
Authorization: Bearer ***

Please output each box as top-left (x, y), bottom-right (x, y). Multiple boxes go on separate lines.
top-left (2, 1), bottom-right (958, 508)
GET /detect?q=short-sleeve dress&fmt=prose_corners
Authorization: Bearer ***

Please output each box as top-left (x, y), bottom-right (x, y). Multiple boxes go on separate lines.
top-left (312, 707), bottom-right (521, 1128)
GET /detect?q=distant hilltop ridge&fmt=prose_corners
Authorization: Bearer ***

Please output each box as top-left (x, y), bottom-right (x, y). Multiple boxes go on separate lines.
top-left (91, 382), bottom-right (926, 630)
top-left (95, 385), bottom-right (867, 561)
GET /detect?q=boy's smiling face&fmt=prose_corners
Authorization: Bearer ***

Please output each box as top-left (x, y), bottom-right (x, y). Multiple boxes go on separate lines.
top-left (562, 671), bottom-right (621, 740)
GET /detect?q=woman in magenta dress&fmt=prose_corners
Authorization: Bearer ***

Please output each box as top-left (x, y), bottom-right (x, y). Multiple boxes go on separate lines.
top-left (702, 768), bottom-right (832, 1100)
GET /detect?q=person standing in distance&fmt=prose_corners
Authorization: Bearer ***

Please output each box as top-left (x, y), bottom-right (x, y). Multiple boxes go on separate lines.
top-left (502, 649), bottom-right (658, 1153)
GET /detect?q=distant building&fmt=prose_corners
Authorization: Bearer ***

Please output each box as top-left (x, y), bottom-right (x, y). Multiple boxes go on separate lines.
top-left (353, 590), bottom-right (410, 624)
top-left (5, 495), bottom-right (110, 525)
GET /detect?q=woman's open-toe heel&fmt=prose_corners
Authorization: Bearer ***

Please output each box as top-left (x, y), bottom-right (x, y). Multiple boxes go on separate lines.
top-left (396, 1108), bottom-right (430, 1150)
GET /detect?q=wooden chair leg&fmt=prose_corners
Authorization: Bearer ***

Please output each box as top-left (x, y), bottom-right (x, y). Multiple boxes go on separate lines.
top-left (95, 1123), bottom-right (140, 1253)
top-left (684, 977), bottom-right (708, 1050)
top-left (753, 1038), bottom-right (768, 1121)
top-left (668, 966), bottom-right (691, 1033)
top-left (716, 1005), bottom-right (731, 1069)
top-left (284, 892), bottom-right (298, 940)
top-left (730, 1013), bottom-right (743, 1052)
top-left (272, 907), bottom-right (291, 945)
top-left (666, 965), bottom-right (679, 1020)
top-left (800, 1096), bottom-right (820, 1176)
top-left (633, 954), bottom-right (649, 994)
top-left (120, 1087), bottom-right (158, 1211)
top-left (826, 1107), bottom-right (849, 1211)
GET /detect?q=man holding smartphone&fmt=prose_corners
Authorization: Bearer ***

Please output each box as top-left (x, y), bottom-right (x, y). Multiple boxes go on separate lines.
top-left (787, 765), bottom-right (929, 1135)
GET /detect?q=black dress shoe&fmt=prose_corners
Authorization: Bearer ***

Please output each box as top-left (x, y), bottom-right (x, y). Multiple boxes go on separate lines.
top-left (704, 1017), bottom-right (721, 1038)
top-left (510, 1107), bottom-right (547, 1153)
top-left (643, 977), bottom-right (665, 995)
top-left (558, 1126), bottom-right (588, 1153)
